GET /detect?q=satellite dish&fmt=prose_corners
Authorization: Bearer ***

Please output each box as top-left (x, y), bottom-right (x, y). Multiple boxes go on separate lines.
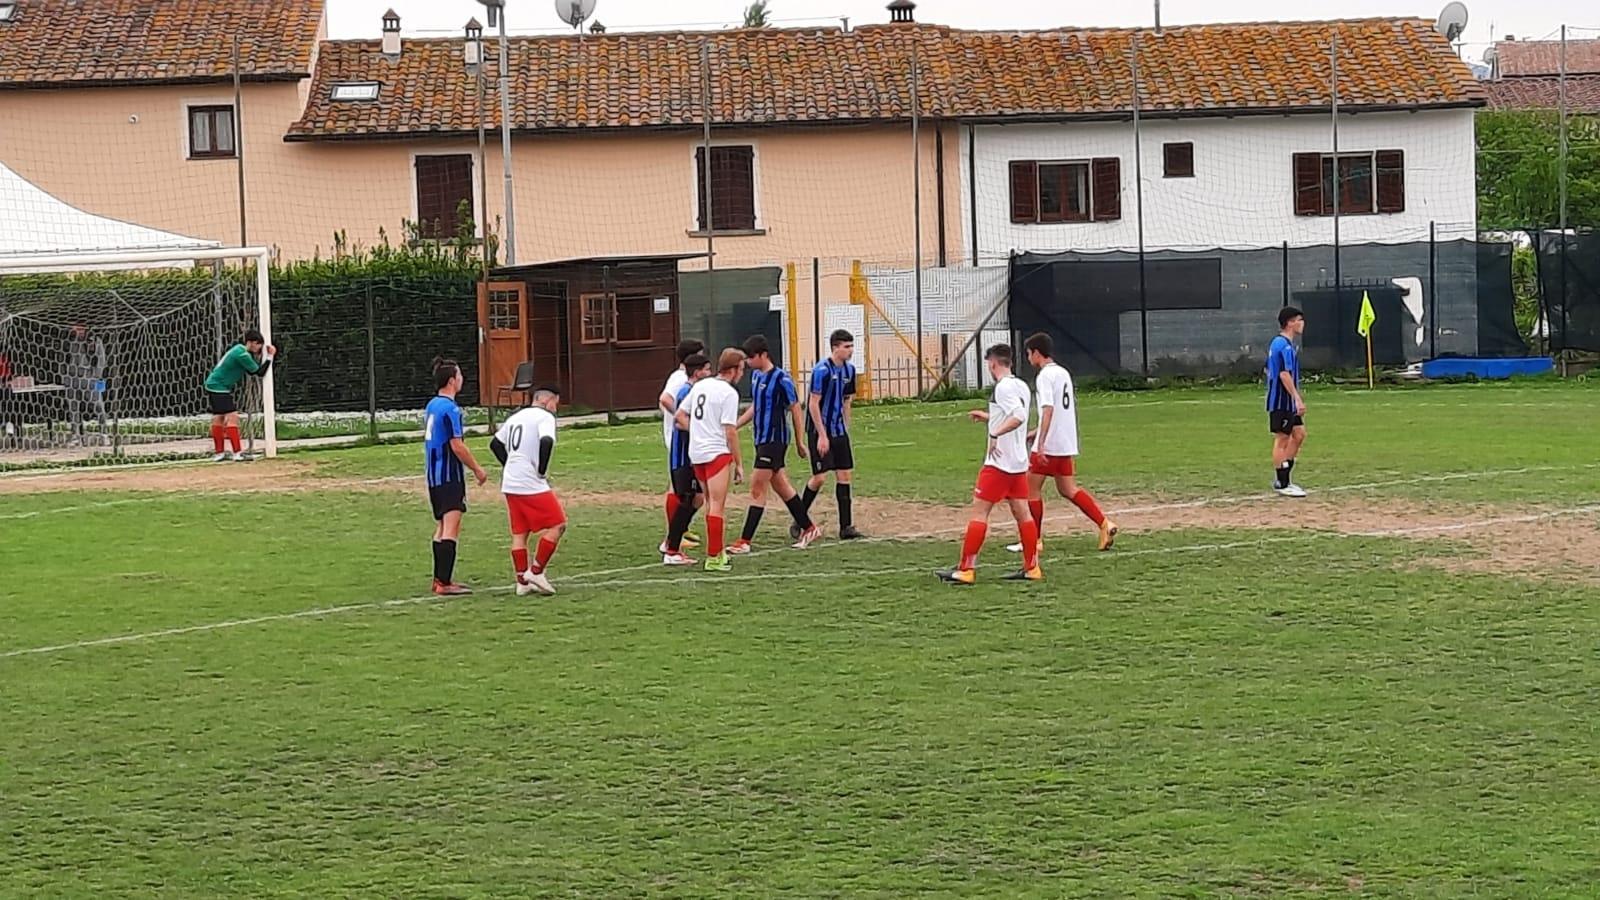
top-left (555, 0), bottom-right (597, 29)
top-left (1436, 1), bottom-right (1469, 43)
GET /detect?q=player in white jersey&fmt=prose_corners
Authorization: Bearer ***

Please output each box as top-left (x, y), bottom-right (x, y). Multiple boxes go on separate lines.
top-left (677, 348), bottom-right (747, 573)
top-left (937, 344), bottom-right (1043, 585)
top-left (657, 339), bottom-right (705, 551)
top-left (1012, 332), bottom-right (1118, 555)
top-left (490, 386), bottom-right (565, 596)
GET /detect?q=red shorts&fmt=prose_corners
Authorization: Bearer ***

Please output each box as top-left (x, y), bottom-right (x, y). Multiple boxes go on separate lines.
top-left (973, 465), bottom-right (1030, 503)
top-left (692, 453), bottom-right (734, 486)
top-left (506, 491), bottom-right (566, 534)
top-left (1028, 453), bottom-right (1077, 477)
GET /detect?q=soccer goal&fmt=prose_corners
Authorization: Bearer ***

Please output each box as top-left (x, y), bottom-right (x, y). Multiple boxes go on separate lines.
top-left (0, 246), bottom-right (277, 466)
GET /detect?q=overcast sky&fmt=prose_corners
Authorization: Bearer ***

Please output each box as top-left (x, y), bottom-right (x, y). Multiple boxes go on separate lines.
top-left (328, 0), bottom-right (1598, 62)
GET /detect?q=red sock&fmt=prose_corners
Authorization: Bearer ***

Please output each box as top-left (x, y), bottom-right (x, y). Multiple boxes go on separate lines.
top-left (1018, 519), bottom-right (1040, 570)
top-left (1071, 489), bottom-right (1106, 525)
top-left (1028, 499), bottom-right (1045, 535)
top-left (708, 515), bottom-right (725, 558)
top-left (210, 424), bottom-right (225, 453)
top-left (959, 519), bottom-right (987, 571)
top-left (512, 547), bottom-right (529, 578)
top-left (532, 536), bottom-right (559, 574)
top-left (225, 425), bottom-right (242, 453)
top-left (665, 491), bottom-right (680, 528)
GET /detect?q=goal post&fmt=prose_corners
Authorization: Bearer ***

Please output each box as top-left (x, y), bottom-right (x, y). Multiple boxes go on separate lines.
top-left (0, 245), bottom-right (276, 464)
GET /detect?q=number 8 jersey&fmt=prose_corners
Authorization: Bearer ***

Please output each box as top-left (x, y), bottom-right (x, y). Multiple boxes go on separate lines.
top-left (495, 406), bottom-right (558, 495)
top-left (685, 377), bottom-right (740, 464)
top-left (1032, 362), bottom-right (1079, 458)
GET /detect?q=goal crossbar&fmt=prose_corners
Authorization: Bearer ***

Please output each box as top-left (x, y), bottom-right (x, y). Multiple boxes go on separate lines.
top-left (0, 245), bottom-right (278, 458)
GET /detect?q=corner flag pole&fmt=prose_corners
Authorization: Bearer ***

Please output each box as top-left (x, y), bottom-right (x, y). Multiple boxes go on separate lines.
top-left (1357, 289), bottom-right (1376, 390)
top-left (1366, 329), bottom-right (1374, 390)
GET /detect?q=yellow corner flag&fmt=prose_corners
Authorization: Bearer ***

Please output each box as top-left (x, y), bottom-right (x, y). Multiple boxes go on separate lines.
top-left (1357, 291), bottom-right (1377, 338)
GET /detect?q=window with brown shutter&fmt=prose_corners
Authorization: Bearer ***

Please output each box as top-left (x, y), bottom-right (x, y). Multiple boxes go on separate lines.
top-left (1375, 150), bottom-right (1405, 213)
top-left (415, 154), bottom-right (475, 240)
top-left (188, 105), bottom-right (236, 159)
top-left (695, 145), bottom-right (758, 233)
top-left (1010, 161), bottom-right (1039, 223)
top-left (1163, 142), bottom-right (1194, 178)
top-left (1293, 153), bottom-right (1323, 216)
top-left (1090, 158), bottom-right (1121, 221)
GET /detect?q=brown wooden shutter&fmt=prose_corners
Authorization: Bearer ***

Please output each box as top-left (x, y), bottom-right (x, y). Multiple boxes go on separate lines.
top-left (1090, 157), bottom-right (1121, 221)
top-left (697, 146), bottom-right (757, 231)
top-left (1010, 161), bottom-right (1038, 223)
top-left (415, 155), bottom-right (473, 239)
top-left (695, 146), bottom-right (710, 231)
top-left (1375, 149), bottom-right (1406, 214)
top-left (1293, 153), bottom-right (1323, 216)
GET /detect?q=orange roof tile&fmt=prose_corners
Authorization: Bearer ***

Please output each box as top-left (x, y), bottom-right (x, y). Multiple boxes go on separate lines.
top-left (289, 18), bottom-right (1483, 140)
top-left (1485, 75), bottom-right (1600, 112)
top-left (0, 0), bottom-right (325, 88)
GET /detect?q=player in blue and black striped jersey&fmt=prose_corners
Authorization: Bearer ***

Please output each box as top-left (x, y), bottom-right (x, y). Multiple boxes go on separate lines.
top-left (727, 335), bottom-right (822, 554)
top-left (801, 329), bottom-right (864, 540)
top-left (422, 357), bottom-right (489, 595)
top-left (1266, 306), bottom-right (1308, 498)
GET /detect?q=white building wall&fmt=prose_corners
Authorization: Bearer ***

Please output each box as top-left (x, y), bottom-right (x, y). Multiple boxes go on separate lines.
top-left (961, 108), bottom-right (1478, 261)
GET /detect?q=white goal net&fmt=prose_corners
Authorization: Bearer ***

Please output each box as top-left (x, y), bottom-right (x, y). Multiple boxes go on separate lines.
top-left (0, 248), bottom-right (276, 467)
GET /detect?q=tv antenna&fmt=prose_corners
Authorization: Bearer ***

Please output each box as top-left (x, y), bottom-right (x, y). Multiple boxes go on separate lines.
top-left (556, 0), bottom-right (598, 30)
top-left (1436, 2), bottom-right (1469, 45)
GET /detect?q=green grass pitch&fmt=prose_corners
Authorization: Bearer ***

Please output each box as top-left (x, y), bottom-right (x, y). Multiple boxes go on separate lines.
top-left (3, 380), bottom-right (1599, 896)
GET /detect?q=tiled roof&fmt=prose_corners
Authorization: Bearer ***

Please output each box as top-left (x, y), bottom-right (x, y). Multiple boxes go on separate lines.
top-left (1485, 75), bottom-right (1600, 112)
top-left (288, 18), bottom-right (1483, 140)
top-left (1495, 39), bottom-right (1600, 78)
top-left (0, 0), bottom-right (325, 88)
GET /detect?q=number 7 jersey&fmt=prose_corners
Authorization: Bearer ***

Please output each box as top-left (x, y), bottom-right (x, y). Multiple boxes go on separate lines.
top-left (1032, 362), bottom-right (1079, 458)
top-left (495, 406), bottom-right (558, 495)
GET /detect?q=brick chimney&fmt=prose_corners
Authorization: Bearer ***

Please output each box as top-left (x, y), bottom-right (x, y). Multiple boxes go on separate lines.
top-left (888, 0), bottom-right (916, 24)
top-left (382, 9), bottom-right (401, 57)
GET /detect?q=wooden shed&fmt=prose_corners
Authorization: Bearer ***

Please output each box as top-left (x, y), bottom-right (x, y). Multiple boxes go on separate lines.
top-left (480, 254), bottom-right (701, 412)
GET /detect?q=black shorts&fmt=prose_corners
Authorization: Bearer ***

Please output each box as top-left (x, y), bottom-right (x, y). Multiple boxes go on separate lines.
top-left (1269, 411), bottom-right (1305, 435)
top-left (206, 391), bottom-right (237, 416)
top-left (807, 430), bottom-right (854, 475)
top-left (753, 442), bottom-right (788, 472)
top-left (429, 481), bottom-right (468, 520)
top-left (670, 465), bottom-right (702, 499)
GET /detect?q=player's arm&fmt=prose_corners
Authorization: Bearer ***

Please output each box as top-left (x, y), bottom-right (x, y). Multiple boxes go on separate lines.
top-left (1032, 404), bottom-right (1054, 448)
top-left (675, 407), bottom-right (691, 432)
top-left (788, 400), bottom-right (808, 458)
top-left (736, 404), bottom-right (754, 429)
top-left (489, 435), bottom-right (509, 465)
top-left (843, 371), bottom-right (855, 430)
top-left (447, 413), bottom-right (487, 484)
top-left (659, 386), bottom-right (678, 416)
top-left (536, 418), bottom-right (556, 477)
top-left (721, 396), bottom-right (743, 483)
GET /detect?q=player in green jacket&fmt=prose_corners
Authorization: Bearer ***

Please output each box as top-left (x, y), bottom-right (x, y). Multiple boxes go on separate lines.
top-left (205, 329), bottom-right (276, 461)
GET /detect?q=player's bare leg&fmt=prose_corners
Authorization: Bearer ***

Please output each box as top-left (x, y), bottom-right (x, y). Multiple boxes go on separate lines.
top-left (433, 509), bottom-right (471, 596)
top-left (1056, 474), bottom-right (1117, 551)
top-left (524, 521), bottom-right (566, 596)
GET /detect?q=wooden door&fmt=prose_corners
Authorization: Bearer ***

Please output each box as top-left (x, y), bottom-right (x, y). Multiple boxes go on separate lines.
top-left (478, 281), bottom-right (530, 404)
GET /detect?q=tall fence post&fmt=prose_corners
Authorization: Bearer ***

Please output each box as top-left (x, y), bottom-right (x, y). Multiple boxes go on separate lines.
top-left (366, 280), bottom-right (378, 442)
top-left (911, 42), bottom-right (925, 397)
top-left (1281, 241), bottom-right (1290, 307)
top-left (812, 257), bottom-right (821, 369)
top-left (1131, 32), bottom-right (1149, 378)
top-left (603, 264), bottom-right (616, 419)
top-left (1427, 221), bottom-right (1438, 360)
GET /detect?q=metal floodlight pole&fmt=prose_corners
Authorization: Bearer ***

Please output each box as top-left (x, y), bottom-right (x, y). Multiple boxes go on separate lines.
top-left (1132, 33), bottom-right (1149, 378)
top-left (468, 18), bottom-right (489, 276)
top-left (911, 43), bottom-right (925, 396)
top-left (477, 0), bottom-right (517, 266)
top-left (1331, 33), bottom-right (1342, 308)
top-left (232, 35), bottom-right (248, 247)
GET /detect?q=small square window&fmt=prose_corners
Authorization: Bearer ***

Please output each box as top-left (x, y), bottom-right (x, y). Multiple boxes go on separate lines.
top-left (331, 82), bottom-right (380, 102)
top-left (580, 295), bottom-right (609, 344)
top-left (488, 289), bottom-right (521, 331)
top-left (0, 3), bottom-right (17, 23)
top-left (188, 105), bottom-right (236, 160)
top-left (1163, 142), bottom-right (1194, 178)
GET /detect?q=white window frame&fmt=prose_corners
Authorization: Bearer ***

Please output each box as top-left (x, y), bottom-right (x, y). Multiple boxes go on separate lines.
top-left (331, 82), bottom-right (381, 102)
top-left (179, 97), bottom-right (239, 162)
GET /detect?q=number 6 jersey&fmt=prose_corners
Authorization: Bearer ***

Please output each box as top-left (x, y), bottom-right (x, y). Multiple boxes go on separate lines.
top-left (495, 406), bottom-right (558, 495)
top-left (1032, 362), bottom-right (1079, 458)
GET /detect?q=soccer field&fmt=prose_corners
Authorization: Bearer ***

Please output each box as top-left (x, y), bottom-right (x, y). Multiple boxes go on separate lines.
top-left (3, 381), bottom-right (1599, 896)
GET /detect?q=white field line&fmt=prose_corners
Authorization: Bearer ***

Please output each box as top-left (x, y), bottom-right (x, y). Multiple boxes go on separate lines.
top-left (5, 503), bottom-right (1599, 662)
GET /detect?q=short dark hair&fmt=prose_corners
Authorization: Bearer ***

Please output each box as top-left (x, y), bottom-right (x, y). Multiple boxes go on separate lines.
top-left (830, 329), bottom-right (854, 348)
top-left (1023, 332), bottom-right (1053, 358)
top-left (432, 356), bottom-right (461, 390)
top-left (1279, 306), bottom-right (1304, 328)
top-left (984, 344), bottom-right (1013, 366)
top-left (531, 385), bottom-right (561, 403)
top-left (243, 329), bottom-right (265, 344)
top-left (683, 353), bottom-right (711, 373)
top-left (676, 339), bottom-right (705, 363)
top-left (743, 334), bottom-right (771, 359)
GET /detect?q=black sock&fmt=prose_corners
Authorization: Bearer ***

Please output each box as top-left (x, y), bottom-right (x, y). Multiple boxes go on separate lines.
top-left (784, 495), bottom-right (814, 530)
top-left (836, 484), bottom-right (853, 529)
top-left (431, 540), bottom-right (444, 582)
top-left (801, 486), bottom-right (819, 512)
top-left (439, 539), bottom-right (458, 584)
top-left (1286, 458), bottom-right (1296, 478)
top-left (740, 506), bottom-right (765, 542)
top-left (667, 498), bottom-right (699, 552)
top-left (1275, 461), bottom-right (1291, 489)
